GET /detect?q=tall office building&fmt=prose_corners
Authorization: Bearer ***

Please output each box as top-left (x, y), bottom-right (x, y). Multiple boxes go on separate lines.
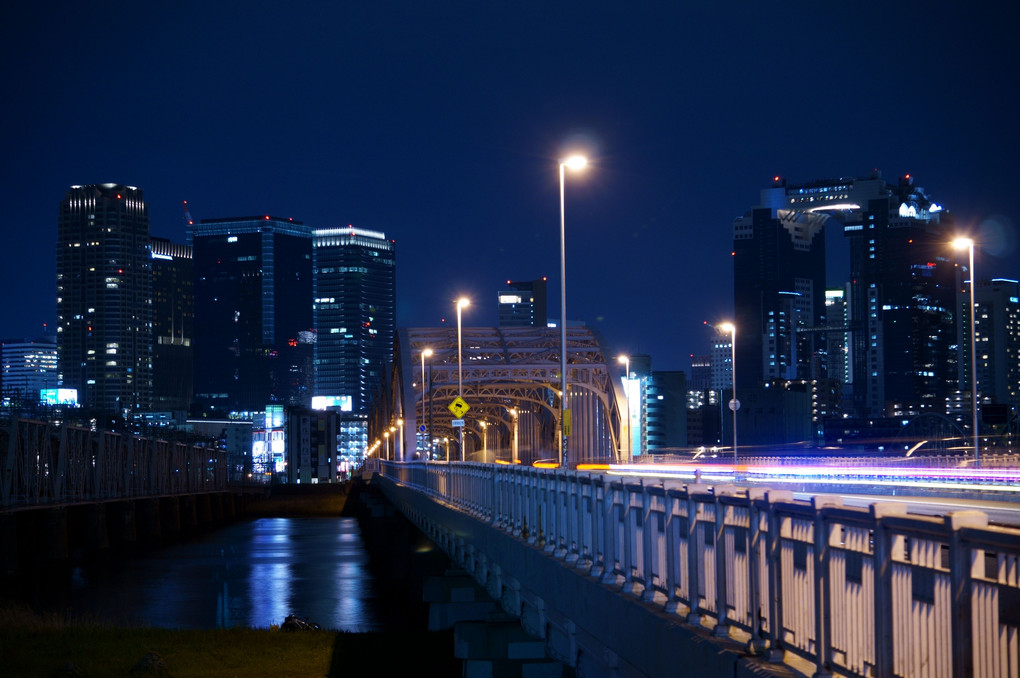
top-left (191, 216), bottom-right (313, 415)
top-left (960, 278), bottom-right (1020, 409)
top-left (498, 278), bottom-right (548, 327)
top-left (150, 237), bottom-right (193, 412)
top-left (733, 184), bottom-right (828, 390)
top-left (2, 336), bottom-right (58, 401)
top-left (734, 172), bottom-right (956, 421)
top-left (842, 174), bottom-right (956, 417)
top-left (312, 226), bottom-right (395, 414)
top-left (56, 184), bottom-right (152, 414)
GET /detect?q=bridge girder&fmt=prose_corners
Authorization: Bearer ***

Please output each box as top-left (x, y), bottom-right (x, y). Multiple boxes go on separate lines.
top-left (377, 326), bottom-right (626, 466)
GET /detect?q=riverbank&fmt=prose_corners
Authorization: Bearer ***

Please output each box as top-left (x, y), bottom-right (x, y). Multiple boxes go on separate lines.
top-left (244, 480), bottom-right (351, 516)
top-left (0, 479), bottom-right (464, 676)
top-left (0, 606), bottom-right (458, 676)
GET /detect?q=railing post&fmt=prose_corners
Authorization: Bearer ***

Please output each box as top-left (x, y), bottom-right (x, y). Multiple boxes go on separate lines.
top-left (765, 492), bottom-right (793, 664)
top-left (948, 510), bottom-right (988, 678)
top-left (811, 495), bottom-right (842, 678)
top-left (712, 486), bottom-right (738, 638)
top-left (746, 487), bottom-right (768, 654)
top-left (871, 501), bottom-right (907, 678)
top-left (685, 484), bottom-right (709, 626)
top-left (601, 478), bottom-right (620, 586)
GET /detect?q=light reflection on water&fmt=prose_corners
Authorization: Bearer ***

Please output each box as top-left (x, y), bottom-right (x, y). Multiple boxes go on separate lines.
top-left (64, 516), bottom-right (379, 631)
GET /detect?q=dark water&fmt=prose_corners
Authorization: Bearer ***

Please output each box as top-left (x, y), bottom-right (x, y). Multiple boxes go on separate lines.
top-left (57, 516), bottom-right (379, 631)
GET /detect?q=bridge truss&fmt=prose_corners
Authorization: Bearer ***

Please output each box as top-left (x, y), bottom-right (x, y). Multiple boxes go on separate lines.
top-left (375, 326), bottom-right (628, 466)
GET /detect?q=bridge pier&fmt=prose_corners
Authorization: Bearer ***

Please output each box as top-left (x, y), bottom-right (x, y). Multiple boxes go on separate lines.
top-left (160, 496), bottom-right (182, 536)
top-left (109, 500), bottom-right (137, 545)
top-left (139, 498), bottom-right (162, 541)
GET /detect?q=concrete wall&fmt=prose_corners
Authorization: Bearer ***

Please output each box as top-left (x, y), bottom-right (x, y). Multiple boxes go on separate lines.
top-left (375, 474), bottom-right (795, 678)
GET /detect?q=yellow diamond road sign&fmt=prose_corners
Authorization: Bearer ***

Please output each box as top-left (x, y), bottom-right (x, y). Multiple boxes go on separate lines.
top-left (448, 396), bottom-right (470, 418)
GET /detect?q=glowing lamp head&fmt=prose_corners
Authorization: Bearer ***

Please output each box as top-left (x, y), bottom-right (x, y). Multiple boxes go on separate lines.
top-left (617, 355), bottom-right (628, 364)
top-left (457, 297), bottom-right (470, 309)
top-left (952, 237), bottom-right (974, 251)
top-left (423, 348), bottom-right (433, 358)
top-left (562, 155), bottom-right (588, 171)
top-left (719, 322), bottom-right (736, 335)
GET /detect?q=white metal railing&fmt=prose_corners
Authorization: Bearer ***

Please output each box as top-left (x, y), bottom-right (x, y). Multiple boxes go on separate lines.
top-left (373, 459), bottom-right (1020, 678)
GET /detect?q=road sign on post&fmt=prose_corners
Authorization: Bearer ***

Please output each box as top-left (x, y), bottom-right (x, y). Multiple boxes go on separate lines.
top-left (448, 396), bottom-right (470, 418)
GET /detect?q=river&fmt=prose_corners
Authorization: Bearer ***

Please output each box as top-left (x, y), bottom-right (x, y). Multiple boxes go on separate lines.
top-left (51, 516), bottom-right (380, 631)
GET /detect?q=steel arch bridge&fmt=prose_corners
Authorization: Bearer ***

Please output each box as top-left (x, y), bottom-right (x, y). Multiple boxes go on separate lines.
top-left (372, 326), bottom-right (628, 466)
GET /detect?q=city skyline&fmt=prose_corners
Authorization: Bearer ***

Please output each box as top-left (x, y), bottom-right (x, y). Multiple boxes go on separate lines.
top-left (3, 2), bottom-right (1018, 372)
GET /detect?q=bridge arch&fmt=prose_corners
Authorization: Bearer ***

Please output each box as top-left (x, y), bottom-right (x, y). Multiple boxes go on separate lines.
top-left (373, 326), bottom-right (627, 466)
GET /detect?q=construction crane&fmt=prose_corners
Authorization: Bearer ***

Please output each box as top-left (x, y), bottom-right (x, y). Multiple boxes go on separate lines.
top-left (182, 200), bottom-right (194, 227)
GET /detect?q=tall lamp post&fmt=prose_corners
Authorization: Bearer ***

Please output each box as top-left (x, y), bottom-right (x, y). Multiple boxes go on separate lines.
top-left (420, 348), bottom-right (432, 459)
top-left (456, 297), bottom-right (470, 461)
top-left (953, 237), bottom-right (980, 464)
top-left (479, 420), bottom-right (488, 463)
top-left (558, 154), bottom-right (587, 467)
top-left (718, 322), bottom-right (738, 466)
top-left (617, 355), bottom-right (631, 463)
top-left (509, 408), bottom-right (519, 463)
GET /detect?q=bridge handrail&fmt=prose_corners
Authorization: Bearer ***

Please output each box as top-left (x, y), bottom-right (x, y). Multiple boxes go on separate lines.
top-left (1, 418), bottom-right (229, 509)
top-left (374, 459), bottom-right (1020, 678)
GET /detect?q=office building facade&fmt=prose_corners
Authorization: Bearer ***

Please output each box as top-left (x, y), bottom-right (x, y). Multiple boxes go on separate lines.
top-left (312, 226), bottom-right (395, 415)
top-left (734, 172), bottom-right (957, 422)
top-left (56, 184), bottom-right (152, 414)
top-left (498, 278), bottom-right (548, 327)
top-left (190, 216), bottom-right (313, 415)
top-left (150, 237), bottom-right (193, 412)
top-left (2, 336), bottom-right (58, 401)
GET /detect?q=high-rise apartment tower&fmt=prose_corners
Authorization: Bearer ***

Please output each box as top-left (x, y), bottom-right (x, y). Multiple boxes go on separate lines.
top-left (56, 184), bottom-right (152, 414)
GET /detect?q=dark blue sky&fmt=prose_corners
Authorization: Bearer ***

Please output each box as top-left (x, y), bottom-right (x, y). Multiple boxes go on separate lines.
top-left (3, 1), bottom-right (1017, 371)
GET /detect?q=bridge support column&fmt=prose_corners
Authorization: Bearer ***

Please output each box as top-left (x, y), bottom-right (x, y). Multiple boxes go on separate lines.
top-left (180, 495), bottom-right (198, 531)
top-left (110, 501), bottom-right (137, 545)
top-left (0, 513), bottom-right (20, 578)
top-left (160, 497), bottom-right (181, 536)
top-left (197, 493), bottom-right (213, 524)
top-left (40, 508), bottom-right (69, 563)
top-left (139, 498), bottom-right (162, 541)
top-left (85, 504), bottom-right (109, 552)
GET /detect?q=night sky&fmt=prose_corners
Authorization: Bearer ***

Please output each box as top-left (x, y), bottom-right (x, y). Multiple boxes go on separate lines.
top-left (3, 1), bottom-right (1017, 371)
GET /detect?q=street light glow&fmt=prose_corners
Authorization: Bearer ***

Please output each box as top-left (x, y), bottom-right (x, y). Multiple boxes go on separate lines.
top-left (562, 155), bottom-right (587, 171)
top-left (952, 236), bottom-right (974, 250)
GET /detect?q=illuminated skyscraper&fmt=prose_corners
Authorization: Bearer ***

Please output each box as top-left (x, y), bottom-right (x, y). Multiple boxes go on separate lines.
top-left (2, 336), bottom-right (58, 401)
top-left (312, 225), bottom-right (395, 414)
top-left (961, 278), bottom-right (1020, 409)
top-left (734, 172), bottom-right (956, 421)
top-left (190, 216), bottom-right (313, 414)
top-left (150, 237), bottom-right (193, 412)
top-left (498, 278), bottom-right (548, 327)
top-left (56, 184), bottom-right (152, 414)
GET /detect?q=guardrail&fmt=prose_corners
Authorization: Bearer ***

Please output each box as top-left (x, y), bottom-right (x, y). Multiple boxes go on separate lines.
top-left (373, 459), bottom-right (1020, 678)
top-left (1, 418), bottom-right (229, 509)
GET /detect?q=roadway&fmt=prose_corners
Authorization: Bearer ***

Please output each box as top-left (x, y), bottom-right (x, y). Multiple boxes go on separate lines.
top-left (604, 461), bottom-right (1020, 527)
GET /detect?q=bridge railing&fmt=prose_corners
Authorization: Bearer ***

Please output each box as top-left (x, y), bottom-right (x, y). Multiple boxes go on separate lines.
top-left (2, 418), bottom-right (229, 509)
top-left (375, 459), bottom-right (1020, 678)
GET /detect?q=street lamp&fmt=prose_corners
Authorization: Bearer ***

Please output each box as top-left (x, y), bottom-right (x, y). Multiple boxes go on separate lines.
top-left (617, 355), bottom-right (631, 463)
top-left (953, 237), bottom-right (980, 464)
top-left (718, 322), bottom-right (738, 466)
top-left (397, 419), bottom-right (404, 462)
top-left (420, 348), bottom-right (433, 459)
top-left (456, 297), bottom-right (470, 461)
top-left (509, 408), bottom-right (519, 463)
top-left (384, 430), bottom-right (390, 460)
top-left (479, 420), bottom-right (488, 463)
top-left (559, 154), bottom-right (587, 468)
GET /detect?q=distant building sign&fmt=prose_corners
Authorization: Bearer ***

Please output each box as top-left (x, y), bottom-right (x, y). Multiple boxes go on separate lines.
top-left (311, 395), bottom-right (353, 411)
top-left (40, 388), bottom-right (78, 405)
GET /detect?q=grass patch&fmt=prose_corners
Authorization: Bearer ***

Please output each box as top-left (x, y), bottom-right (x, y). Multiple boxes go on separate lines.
top-left (0, 604), bottom-right (460, 677)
